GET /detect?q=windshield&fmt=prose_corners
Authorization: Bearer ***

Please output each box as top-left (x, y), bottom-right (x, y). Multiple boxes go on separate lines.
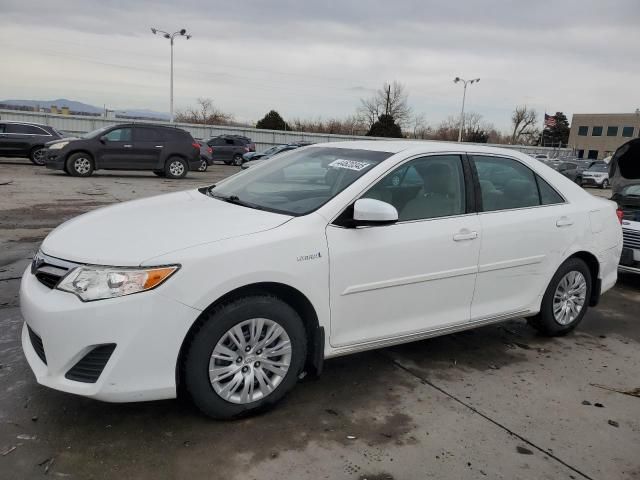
top-left (206, 146), bottom-right (392, 215)
top-left (587, 163), bottom-right (607, 172)
top-left (82, 126), bottom-right (111, 139)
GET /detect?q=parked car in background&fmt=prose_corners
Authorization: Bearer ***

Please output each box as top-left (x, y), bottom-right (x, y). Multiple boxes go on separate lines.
top-left (609, 138), bottom-right (640, 274)
top-left (44, 124), bottom-right (200, 179)
top-left (194, 138), bottom-right (212, 172)
top-left (581, 161), bottom-right (610, 188)
top-left (241, 142), bottom-right (315, 169)
top-left (21, 141), bottom-right (621, 419)
top-left (206, 135), bottom-right (255, 166)
top-left (555, 161), bottom-right (581, 183)
top-left (0, 121), bottom-right (63, 165)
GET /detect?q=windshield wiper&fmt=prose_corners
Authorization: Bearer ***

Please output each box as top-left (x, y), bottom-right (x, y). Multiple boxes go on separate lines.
top-left (209, 192), bottom-right (266, 211)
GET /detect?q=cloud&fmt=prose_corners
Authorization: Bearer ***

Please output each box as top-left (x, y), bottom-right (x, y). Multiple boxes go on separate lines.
top-left (1, 0), bottom-right (639, 129)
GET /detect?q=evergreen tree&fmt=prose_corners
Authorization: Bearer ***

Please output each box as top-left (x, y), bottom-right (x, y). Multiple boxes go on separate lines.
top-left (366, 114), bottom-right (403, 138)
top-left (540, 111), bottom-right (570, 147)
top-left (256, 110), bottom-right (290, 131)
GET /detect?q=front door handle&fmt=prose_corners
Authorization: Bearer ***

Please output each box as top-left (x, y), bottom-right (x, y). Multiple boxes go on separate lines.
top-left (155, 145), bottom-right (163, 148)
top-left (453, 230), bottom-right (478, 241)
top-left (556, 217), bottom-right (574, 227)
top-left (123, 144), bottom-right (133, 148)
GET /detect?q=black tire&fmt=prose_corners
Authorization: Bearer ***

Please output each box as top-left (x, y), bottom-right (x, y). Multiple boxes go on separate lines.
top-left (527, 258), bottom-right (592, 336)
top-left (232, 154), bottom-right (243, 166)
top-left (197, 158), bottom-right (208, 172)
top-left (29, 146), bottom-right (46, 166)
top-left (601, 179), bottom-right (609, 189)
top-left (164, 157), bottom-right (188, 179)
top-left (66, 152), bottom-right (94, 177)
top-left (183, 295), bottom-right (307, 419)
top-left (574, 176), bottom-right (582, 185)
top-left (153, 171), bottom-right (165, 177)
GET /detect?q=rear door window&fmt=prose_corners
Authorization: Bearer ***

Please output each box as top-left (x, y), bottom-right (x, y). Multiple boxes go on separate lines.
top-left (473, 155), bottom-right (541, 211)
top-left (6, 124), bottom-right (48, 135)
top-left (136, 127), bottom-right (162, 142)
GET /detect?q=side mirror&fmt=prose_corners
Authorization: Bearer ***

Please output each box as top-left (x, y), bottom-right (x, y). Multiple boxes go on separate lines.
top-left (352, 198), bottom-right (398, 226)
top-left (99, 135), bottom-right (108, 143)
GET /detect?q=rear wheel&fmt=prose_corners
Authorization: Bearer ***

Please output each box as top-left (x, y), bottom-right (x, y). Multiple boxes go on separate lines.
top-left (66, 153), bottom-right (94, 177)
top-left (232, 154), bottom-right (243, 166)
top-left (197, 158), bottom-right (208, 172)
top-left (527, 258), bottom-right (591, 336)
top-left (183, 295), bottom-right (307, 419)
top-left (29, 146), bottom-right (46, 166)
top-left (165, 157), bottom-right (188, 179)
top-left (601, 179), bottom-right (609, 189)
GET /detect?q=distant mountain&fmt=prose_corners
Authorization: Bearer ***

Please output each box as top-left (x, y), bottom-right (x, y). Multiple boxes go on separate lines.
top-left (0, 98), bottom-right (170, 120)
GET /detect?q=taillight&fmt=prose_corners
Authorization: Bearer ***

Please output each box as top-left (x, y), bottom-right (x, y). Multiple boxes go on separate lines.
top-left (243, 147), bottom-right (249, 152)
top-left (192, 142), bottom-right (200, 149)
top-left (207, 147), bottom-right (212, 154)
top-left (616, 208), bottom-right (624, 224)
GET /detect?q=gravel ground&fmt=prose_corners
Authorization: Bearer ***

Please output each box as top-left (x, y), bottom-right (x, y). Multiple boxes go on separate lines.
top-left (1, 158), bottom-right (638, 480)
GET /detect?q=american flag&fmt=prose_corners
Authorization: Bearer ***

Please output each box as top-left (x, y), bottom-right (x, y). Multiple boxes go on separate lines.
top-left (544, 113), bottom-right (556, 128)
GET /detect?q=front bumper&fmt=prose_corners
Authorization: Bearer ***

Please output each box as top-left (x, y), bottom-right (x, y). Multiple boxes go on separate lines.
top-left (20, 266), bottom-right (200, 402)
top-left (44, 150), bottom-right (65, 170)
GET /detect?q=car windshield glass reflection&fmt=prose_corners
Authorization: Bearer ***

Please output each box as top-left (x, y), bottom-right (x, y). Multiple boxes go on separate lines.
top-left (206, 147), bottom-right (392, 216)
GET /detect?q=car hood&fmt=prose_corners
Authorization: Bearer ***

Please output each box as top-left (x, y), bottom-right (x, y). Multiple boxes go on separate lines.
top-left (41, 189), bottom-right (292, 266)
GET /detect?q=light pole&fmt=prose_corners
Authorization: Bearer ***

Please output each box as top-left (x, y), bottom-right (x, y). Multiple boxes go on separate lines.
top-left (453, 77), bottom-right (480, 142)
top-left (151, 27), bottom-right (191, 123)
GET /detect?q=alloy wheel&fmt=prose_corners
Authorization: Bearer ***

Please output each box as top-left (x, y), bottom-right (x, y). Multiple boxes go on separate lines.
top-left (169, 160), bottom-right (185, 177)
top-left (74, 157), bottom-right (91, 175)
top-left (552, 271), bottom-right (587, 325)
top-left (209, 318), bottom-right (292, 404)
top-left (32, 148), bottom-right (45, 165)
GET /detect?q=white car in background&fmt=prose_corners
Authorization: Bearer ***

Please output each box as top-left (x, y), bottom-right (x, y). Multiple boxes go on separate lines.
top-left (581, 161), bottom-right (610, 188)
top-left (20, 141), bottom-right (622, 419)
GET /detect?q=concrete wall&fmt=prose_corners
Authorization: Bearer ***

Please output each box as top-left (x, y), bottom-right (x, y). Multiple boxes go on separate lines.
top-left (568, 112), bottom-right (640, 159)
top-left (1, 108), bottom-right (572, 157)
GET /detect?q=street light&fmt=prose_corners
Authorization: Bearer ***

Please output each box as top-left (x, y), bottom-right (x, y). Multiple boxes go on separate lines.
top-left (453, 77), bottom-right (480, 142)
top-left (151, 27), bottom-right (192, 123)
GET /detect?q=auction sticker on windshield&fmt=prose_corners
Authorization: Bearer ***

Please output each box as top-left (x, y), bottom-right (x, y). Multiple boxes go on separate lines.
top-left (328, 159), bottom-right (372, 171)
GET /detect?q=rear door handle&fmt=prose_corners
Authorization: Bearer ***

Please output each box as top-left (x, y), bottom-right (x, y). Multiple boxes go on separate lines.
top-left (123, 144), bottom-right (133, 148)
top-left (155, 145), bottom-right (163, 148)
top-left (556, 217), bottom-right (574, 227)
top-left (453, 230), bottom-right (478, 241)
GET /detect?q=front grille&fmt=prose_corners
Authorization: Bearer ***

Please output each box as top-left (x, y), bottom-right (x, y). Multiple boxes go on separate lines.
top-left (31, 252), bottom-right (79, 289)
top-left (27, 325), bottom-right (47, 365)
top-left (623, 228), bottom-right (640, 250)
top-left (65, 344), bottom-right (116, 383)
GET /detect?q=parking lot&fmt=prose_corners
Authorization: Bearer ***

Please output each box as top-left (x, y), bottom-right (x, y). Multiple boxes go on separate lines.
top-left (1, 158), bottom-right (639, 480)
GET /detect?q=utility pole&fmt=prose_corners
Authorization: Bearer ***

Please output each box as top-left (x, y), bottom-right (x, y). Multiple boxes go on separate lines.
top-left (453, 77), bottom-right (480, 142)
top-left (385, 84), bottom-right (391, 116)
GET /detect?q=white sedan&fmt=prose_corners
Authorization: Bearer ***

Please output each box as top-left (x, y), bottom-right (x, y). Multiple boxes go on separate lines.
top-left (20, 141), bottom-right (622, 418)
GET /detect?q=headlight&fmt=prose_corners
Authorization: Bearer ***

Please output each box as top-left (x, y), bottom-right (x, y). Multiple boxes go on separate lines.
top-left (49, 142), bottom-right (69, 150)
top-left (57, 265), bottom-right (179, 301)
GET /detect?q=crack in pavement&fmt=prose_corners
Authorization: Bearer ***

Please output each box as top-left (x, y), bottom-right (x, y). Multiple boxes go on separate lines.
top-left (384, 353), bottom-right (595, 480)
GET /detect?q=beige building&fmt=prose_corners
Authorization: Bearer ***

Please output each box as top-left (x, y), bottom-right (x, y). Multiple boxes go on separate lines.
top-left (568, 112), bottom-right (640, 160)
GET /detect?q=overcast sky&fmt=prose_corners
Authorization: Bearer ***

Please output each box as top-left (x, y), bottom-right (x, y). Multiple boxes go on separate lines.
top-left (1, 0), bottom-right (639, 130)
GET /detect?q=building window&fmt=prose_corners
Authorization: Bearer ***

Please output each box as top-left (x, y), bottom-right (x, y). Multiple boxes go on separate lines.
top-left (622, 126), bottom-right (635, 137)
top-left (592, 126), bottom-right (603, 136)
top-left (577, 126), bottom-right (589, 136)
top-left (577, 149), bottom-right (584, 159)
top-left (588, 150), bottom-right (599, 160)
top-left (607, 126), bottom-right (618, 136)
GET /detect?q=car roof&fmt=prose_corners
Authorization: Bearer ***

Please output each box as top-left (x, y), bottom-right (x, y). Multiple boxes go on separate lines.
top-left (2, 120), bottom-right (50, 127)
top-left (312, 140), bottom-right (542, 159)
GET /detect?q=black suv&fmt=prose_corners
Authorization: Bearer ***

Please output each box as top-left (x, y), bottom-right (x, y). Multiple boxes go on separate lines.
top-left (0, 121), bottom-right (63, 165)
top-left (44, 124), bottom-right (200, 179)
top-left (206, 135), bottom-right (255, 166)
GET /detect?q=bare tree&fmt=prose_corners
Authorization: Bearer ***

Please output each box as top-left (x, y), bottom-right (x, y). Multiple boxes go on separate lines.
top-left (510, 106), bottom-right (538, 144)
top-left (358, 81), bottom-right (412, 128)
top-left (174, 97), bottom-right (234, 125)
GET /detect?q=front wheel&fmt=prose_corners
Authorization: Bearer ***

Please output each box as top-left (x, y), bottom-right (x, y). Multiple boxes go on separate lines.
top-left (165, 157), bottom-right (188, 179)
top-left (527, 258), bottom-right (591, 336)
top-left (29, 146), bottom-right (46, 166)
top-left (183, 295), bottom-right (307, 419)
top-left (66, 153), bottom-right (94, 177)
